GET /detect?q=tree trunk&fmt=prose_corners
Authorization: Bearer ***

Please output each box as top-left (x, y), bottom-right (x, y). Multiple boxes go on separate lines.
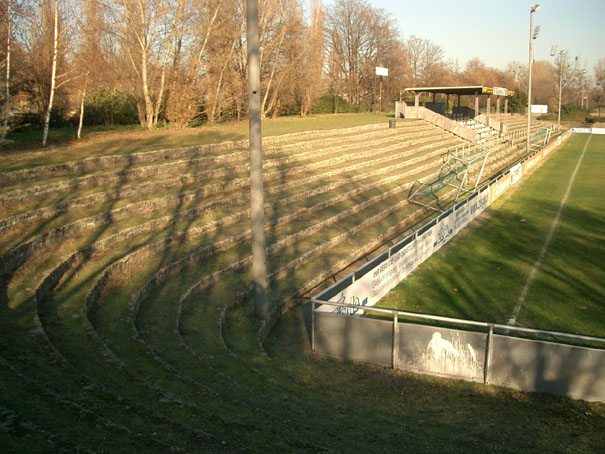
top-left (3, 0), bottom-right (10, 129)
top-left (334, 80), bottom-right (339, 113)
top-left (42, 0), bottom-right (59, 147)
top-left (260, 9), bottom-right (288, 118)
top-left (77, 73), bottom-right (88, 139)
top-left (141, 48), bottom-right (154, 130)
top-left (152, 0), bottom-right (185, 128)
top-left (152, 60), bottom-right (166, 128)
top-left (209, 39), bottom-right (236, 123)
top-left (0, 0), bottom-right (10, 145)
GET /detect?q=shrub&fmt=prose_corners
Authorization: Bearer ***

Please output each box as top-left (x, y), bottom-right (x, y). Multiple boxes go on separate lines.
top-left (83, 88), bottom-right (139, 126)
top-left (508, 91), bottom-right (527, 114)
top-left (311, 90), bottom-right (361, 114)
top-left (311, 92), bottom-right (334, 114)
top-left (558, 105), bottom-right (591, 122)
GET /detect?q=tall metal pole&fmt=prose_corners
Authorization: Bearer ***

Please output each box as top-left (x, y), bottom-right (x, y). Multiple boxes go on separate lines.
top-left (379, 77), bottom-right (382, 113)
top-left (526, 5), bottom-right (539, 153)
top-left (580, 70), bottom-right (586, 109)
top-left (558, 50), bottom-right (566, 128)
top-left (246, 0), bottom-right (268, 320)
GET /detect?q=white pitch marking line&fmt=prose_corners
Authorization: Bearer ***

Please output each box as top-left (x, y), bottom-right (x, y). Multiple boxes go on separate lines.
top-left (508, 135), bottom-right (592, 326)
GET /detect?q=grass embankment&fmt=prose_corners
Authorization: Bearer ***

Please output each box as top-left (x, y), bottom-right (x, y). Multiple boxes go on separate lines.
top-left (1, 115), bottom-right (602, 452)
top-left (380, 134), bottom-right (605, 338)
top-left (1, 113), bottom-right (389, 170)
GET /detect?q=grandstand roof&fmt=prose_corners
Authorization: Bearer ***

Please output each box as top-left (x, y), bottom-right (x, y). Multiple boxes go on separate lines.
top-left (403, 86), bottom-right (514, 96)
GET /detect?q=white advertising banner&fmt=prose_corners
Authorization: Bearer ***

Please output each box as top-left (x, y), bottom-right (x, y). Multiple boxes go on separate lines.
top-left (510, 163), bottom-right (522, 184)
top-left (325, 189), bottom-right (490, 313)
top-left (375, 66), bottom-right (389, 76)
top-left (530, 104), bottom-right (548, 114)
top-left (571, 127), bottom-right (605, 134)
top-left (523, 152), bottom-right (542, 173)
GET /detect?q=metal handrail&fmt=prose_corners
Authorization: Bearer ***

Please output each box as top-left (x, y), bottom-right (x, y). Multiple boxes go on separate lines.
top-left (312, 300), bottom-right (605, 345)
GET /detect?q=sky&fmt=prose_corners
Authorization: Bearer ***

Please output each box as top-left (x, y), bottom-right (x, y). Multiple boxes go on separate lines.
top-left (346, 0), bottom-right (605, 75)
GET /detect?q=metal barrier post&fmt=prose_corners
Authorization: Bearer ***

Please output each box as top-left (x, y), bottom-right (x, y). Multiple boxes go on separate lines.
top-left (311, 301), bottom-right (315, 351)
top-left (484, 324), bottom-right (493, 385)
top-left (392, 311), bottom-right (399, 369)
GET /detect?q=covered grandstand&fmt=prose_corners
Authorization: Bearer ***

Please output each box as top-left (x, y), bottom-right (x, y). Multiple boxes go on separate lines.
top-left (399, 85), bottom-right (515, 119)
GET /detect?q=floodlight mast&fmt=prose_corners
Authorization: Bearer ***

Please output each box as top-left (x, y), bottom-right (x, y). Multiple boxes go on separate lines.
top-left (527, 4), bottom-right (540, 153)
top-left (580, 69), bottom-right (586, 109)
top-left (246, 0), bottom-right (269, 321)
top-left (558, 50), bottom-right (567, 127)
top-left (550, 45), bottom-right (557, 65)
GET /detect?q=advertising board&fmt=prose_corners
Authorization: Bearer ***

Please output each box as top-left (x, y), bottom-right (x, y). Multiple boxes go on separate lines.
top-left (375, 67), bottom-right (388, 76)
top-left (510, 163), bottom-right (522, 184)
top-left (323, 189), bottom-right (490, 312)
top-left (530, 104), bottom-right (548, 114)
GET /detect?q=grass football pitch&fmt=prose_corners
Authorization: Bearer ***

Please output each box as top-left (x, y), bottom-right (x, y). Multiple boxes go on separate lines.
top-left (379, 133), bottom-right (605, 340)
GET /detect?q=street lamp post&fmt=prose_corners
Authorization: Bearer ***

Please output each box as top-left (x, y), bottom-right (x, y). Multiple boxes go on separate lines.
top-left (527, 4), bottom-right (540, 153)
top-left (557, 50), bottom-right (567, 128)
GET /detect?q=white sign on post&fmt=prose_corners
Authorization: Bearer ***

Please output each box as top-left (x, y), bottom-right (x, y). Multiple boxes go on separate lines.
top-left (530, 104), bottom-right (548, 114)
top-left (375, 67), bottom-right (388, 76)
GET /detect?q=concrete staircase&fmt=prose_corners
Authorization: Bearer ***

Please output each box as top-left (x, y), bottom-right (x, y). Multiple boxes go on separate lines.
top-left (458, 118), bottom-right (499, 143)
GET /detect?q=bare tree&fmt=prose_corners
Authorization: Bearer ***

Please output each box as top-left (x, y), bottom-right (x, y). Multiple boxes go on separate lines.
top-left (406, 35), bottom-right (445, 86)
top-left (72, 0), bottom-right (106, 138)
top-left (593, 59), bottom-right (605, 116)
top-left (164, 0), bottom-right (223, 126)
top-left (110, 0), bottom-right (185, 129)
top-left (530, 60), bottom-right (556, 106)
top-left (41, 0), bottom-right (59, 146)
top-left (326, 0), bottom-right (400, 110)
top-left (299, 0), bottom-right (324, 116)
top-left (256, 0), bottom-right (305, 118)
top-left (17, 0), bottom-right (76, 145)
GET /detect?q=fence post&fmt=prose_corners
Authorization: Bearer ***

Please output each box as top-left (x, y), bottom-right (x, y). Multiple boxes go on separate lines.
top-left (311, 301), bottom-right (316, 352)
top-left (392, 312), bottom-right (399, 369)
top-left (484, 324), bottom-right (493, 385)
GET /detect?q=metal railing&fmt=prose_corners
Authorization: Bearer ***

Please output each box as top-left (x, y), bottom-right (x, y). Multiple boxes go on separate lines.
top-left (313, 300), bottom-right (605, 346)
top-left (312, 300), bottom-right (605, 386)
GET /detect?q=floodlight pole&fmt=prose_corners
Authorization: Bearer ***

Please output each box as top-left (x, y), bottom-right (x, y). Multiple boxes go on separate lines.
top-left (580, 70), bottom-right (587, 109)
top-left (246, 0), bottom-right (268, 321)
top-left (557, 50), bottom-right (566, 128)
top-left (526, 4), bottom-right (539, 153)
top-left (527, 4), bottom-right (540, 153)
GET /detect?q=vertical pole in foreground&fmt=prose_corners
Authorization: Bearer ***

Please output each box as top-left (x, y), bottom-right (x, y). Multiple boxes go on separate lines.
top-left (379, 77), bottom-right (382, 113)
top-left (247, 0), bottom-right (268, 320)
top-left (557, 50), bottom-right (566, 128)
top-left (527, 5), bottom-right (539, 153)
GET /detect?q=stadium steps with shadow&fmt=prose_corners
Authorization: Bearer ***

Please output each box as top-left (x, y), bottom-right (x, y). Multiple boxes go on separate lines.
top-left (0, 118), bottom-right (553, 451)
